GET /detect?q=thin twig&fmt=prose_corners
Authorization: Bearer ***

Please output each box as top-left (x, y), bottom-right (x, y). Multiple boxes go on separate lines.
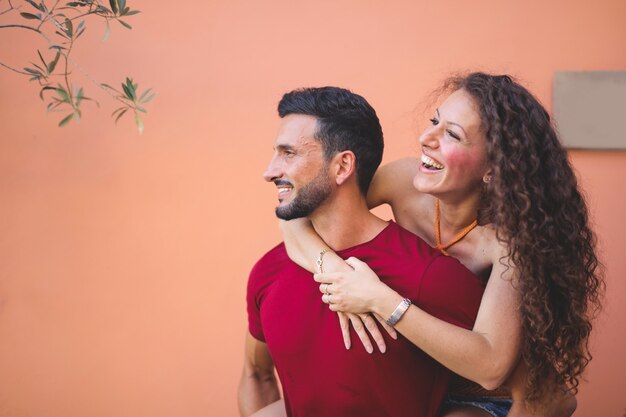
top-left (37, 0), bottom-right (61, 30)
top-left (0, 4), bottom-right (13, 15)
top-left (69, 11), bottom-right (98, 21)
top-left (64, 37), bottom-right (73, 103)
top-left (0, 61), bottom-right (31, 75)
top-left (0, 24), bottom-right (41, 33)
top-left (2, 0), bottom-right (142, 112)
top-left (0, 0), bottom-right (16, 15)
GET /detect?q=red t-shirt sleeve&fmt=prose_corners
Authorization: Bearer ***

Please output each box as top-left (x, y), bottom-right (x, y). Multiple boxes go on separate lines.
top-left (416, 255), bottom-right (484, 330)
top-left (246, 260), bottom-right (266, 342)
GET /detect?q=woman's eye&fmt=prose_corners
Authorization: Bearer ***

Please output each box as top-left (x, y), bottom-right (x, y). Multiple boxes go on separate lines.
top-left (447, 130), bottom-right (461, 140)
top-left (429, 117), bottom-right (439, 126)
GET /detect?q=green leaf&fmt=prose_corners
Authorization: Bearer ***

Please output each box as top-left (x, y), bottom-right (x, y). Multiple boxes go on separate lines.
top-left (95, 5), bottom-right (112, 14)
top-left (111, 106), bottom-right (126, 116)
top-left (31, 62), bottom-right (46, 73)
top-left (76, 20), bottom-right (85, 32)
top-left (123, 78), bottom-right (137, 100)
top-left (139, 88), bottom-right (152, 101)
top-left (59, 113), bottom-right (74, 127)
top-left (102, 20), bottom-right (111, 42)
top-left (118, 0), bottom-right (126, 12)
top-left (135, 106), bottom-right (146, 113)
top-left (47, 100), bottom-right (63, 111)
top-left (77, 96), bottom-right (99, 108)
top-left (109, 0), bottom-right (118, 14)
top-left (121, 83), bottom-right (133, 100)
top-left (48, 51), bottom-right (61, 74)
top-left (20, 12), bottom-right (41, 20)
top-left (56, 85), bottom-right (71, 102)
top-left (25, 0), bottom-right (44, 11)
top-left (124, 10), bottom-right (140, 16)
top-left (39, 86), bottom-right (57, 100)
top-left (141, 93), bottom-right (156, 104)
top-left (65, 18), bottom-right (73, 37)
top-left (37, 50), bottom-right (47, 68)
top-left (114, 108), bottom-right (128, 123)
top-left (118, 19), bottom-right (132, 30)
top-left (134, 112), bottom-right (144, 134)
top-left (23, 67), bottom-right (42, 75)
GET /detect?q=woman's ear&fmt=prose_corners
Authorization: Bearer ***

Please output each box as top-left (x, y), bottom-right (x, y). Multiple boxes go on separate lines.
top-left (482, 169), bottom-right (493, 184)
top-left (332, 151), bottom-right (356, 186)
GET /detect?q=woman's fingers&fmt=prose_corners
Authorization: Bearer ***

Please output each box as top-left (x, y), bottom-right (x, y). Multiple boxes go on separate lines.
top-left (319, 282), bottom-right (334, 295)
top-left (337, 312), bottom-right (351, 350)
top-left (347, 313), bottom-right (374, 354)
top-left (358, 313), bottom-right (387, 353)
top-left (313, 272), bottom-right (340, 283)
top-left (345, 256), bottom-right (367, 270)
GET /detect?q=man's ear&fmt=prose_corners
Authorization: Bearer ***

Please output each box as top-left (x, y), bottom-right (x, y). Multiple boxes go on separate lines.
top-left (332, 151), bottom-right (356, 186)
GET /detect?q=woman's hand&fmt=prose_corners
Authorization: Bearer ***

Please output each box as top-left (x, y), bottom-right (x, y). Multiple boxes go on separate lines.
top-left (316, 257), bottom-right (398, 353)
top-left (336, 311), bottom-right (396, 354)
top-left (315, 257), bottom-right (390, 313)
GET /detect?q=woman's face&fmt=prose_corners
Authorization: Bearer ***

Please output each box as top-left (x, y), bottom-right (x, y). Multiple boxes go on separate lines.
top-left (413, 88), bottom-right (490, 200)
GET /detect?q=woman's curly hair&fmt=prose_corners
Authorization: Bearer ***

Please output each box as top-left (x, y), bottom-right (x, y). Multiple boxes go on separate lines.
top-left (442, 73), bottom-right (604, 401)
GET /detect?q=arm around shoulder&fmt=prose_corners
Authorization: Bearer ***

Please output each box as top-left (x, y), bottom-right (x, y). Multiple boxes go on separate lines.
top-left (369, 253), bottom-right (522, 390)
top-left (366, 157), bottom-right (420, 209)
top-left (238, 332), bottom-right (281, 417)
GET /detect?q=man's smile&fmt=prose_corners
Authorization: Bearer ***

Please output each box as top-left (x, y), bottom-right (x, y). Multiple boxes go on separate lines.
top-left (274, 180), bottom-right (294, 202)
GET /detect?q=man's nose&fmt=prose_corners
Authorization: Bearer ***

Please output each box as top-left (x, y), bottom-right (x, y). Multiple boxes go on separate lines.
top-left (263, 156), bottom-right (282, 182)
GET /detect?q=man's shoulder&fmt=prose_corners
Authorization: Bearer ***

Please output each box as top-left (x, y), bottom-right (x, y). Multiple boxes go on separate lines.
top-left (382, 221), bottom-right (441, 262)
top-left (382, 222), bottom-right (479, 281)
top-left (249, 242), bottom-right (292, 281)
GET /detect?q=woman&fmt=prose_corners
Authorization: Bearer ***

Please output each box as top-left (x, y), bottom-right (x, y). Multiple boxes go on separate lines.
top-left (257, 73), bottom-right (602, 417)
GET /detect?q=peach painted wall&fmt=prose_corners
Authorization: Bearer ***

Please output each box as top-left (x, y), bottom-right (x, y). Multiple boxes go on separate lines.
top-left (0, 1), bottom-right (624, 416)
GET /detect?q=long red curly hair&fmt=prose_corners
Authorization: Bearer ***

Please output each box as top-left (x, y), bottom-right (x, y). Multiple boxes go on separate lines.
top-left (441, 72), bottom-right (603, 402)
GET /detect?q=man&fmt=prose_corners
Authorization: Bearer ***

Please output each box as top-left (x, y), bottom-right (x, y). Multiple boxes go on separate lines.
top-left (238, 87), bottom-right (484, 417)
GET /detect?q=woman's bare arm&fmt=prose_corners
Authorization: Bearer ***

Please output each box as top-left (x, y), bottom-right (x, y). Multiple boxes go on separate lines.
top-left (282, 158), bottom-right (523, 388)
top-left (316, 243), bottom-right (523, 390)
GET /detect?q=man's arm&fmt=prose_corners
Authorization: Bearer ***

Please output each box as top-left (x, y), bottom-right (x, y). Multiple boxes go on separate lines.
top-left (238, 331), bottom-right (281, 417)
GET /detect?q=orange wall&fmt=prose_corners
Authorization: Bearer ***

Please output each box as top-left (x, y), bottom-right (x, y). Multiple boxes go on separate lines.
top-left (0, 1), bottom-right (624, 416)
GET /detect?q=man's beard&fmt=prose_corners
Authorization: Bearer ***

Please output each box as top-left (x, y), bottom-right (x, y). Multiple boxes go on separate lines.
top-left (275, 168), bottom-right (333, 220)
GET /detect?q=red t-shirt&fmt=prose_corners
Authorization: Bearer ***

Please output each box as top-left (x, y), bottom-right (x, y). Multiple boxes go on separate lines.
top-left (247, 222), bottom-right (484, 417)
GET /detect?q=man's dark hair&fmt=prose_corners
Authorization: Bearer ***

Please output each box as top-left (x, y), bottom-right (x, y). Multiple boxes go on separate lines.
top-left (277, 87), bottom-right (384, 195)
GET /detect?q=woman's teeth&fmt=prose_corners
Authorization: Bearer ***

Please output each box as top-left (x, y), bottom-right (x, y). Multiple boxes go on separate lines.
top-left (421, 155), bottom-right (443, 170)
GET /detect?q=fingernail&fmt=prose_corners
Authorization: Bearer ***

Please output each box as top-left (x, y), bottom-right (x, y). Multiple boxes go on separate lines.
top-left (392, 332), bottom-right (398, 340)
top-left (366, 346), bottom-right (373, 354)
top-left (380, 345), bottom-right (386, 354)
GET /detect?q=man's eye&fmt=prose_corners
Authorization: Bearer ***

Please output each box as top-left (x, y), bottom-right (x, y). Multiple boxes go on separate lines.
top-left (429, 117), bottom-right (439, 126)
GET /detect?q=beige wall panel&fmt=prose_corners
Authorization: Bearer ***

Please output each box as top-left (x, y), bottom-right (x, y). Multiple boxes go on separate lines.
top-left (554, 71), bottom-right (626, 149)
